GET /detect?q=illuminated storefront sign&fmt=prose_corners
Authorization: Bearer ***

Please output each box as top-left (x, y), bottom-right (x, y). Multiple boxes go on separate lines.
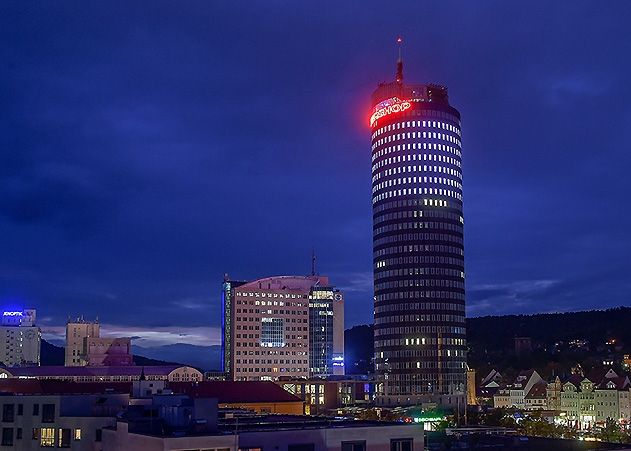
top-left (370, 97), bottom-right (411, 127)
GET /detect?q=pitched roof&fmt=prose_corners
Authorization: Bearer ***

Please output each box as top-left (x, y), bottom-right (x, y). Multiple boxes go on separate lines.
top-left (168, 381), bottom-right (302, 404)
top-left (525, 382), bottom-right (547, 400)
top-left (563, 374), bottom-right (585, 388)
top-left (481, 369), bottom-right (501, 386)
top-left (597, 376), bottom-right (630, 391)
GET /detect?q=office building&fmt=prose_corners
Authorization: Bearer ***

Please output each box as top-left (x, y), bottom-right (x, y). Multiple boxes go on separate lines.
top-left (309, 285), bottom-right (344, 377)
top-left (65, 318), bottom-right (100, 366)
top-left (370, 49), bottom-right (466, 405)
top-left (0, 308), bottom-right (40, 367)
top-left (222, 275), bottom-right (345, 381)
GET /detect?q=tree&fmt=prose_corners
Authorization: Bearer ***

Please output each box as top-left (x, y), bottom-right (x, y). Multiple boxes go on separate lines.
top-left (596, 418), bottom-right (624, 443)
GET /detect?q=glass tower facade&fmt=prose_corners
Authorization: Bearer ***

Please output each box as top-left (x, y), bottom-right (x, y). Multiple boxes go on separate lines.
top-left (370, 72), bottom-right (466, 405)
top-left (308, 286), bottom-right (344, 377)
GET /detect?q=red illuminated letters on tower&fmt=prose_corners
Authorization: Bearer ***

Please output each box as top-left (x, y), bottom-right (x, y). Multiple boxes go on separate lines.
top-left (370, 97), bottom-right (411, 127)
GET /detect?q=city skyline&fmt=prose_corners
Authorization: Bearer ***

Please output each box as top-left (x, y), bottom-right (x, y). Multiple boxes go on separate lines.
top-left (2, 2), bottom-right (631, 350)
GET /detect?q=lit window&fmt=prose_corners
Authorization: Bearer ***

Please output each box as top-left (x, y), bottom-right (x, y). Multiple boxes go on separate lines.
top-left (40, 428), bottom-right (55, 447)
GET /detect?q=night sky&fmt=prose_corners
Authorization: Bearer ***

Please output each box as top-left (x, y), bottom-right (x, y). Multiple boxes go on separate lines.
top-left (2, 2), bottom-right (631, 349)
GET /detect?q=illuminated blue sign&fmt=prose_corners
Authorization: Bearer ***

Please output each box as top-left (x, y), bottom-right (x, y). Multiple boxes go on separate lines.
top-left (3, 311), bottom-right (22, 317)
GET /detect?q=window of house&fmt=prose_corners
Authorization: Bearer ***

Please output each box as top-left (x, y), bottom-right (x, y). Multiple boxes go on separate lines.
top-left (16, 428), bottom-right (22, 440)
top-left (42, 404), bottom-right (55, 423)
top-left (391, 439), bottom-right (413, 451)
top-left (342, 441), bottom-right (366, 451)
top-left (2, 404), bottom-right (14, 422)
top-left (57, 428), bottom-right (71, 448)
top-left (1, 428), bottom-right (13, 446)
top-left (32, 404), bottom-right (40, 416)
top-left (40, 428), bottom-right (55, 447)
top-left (17, 404), bottom-right (23, 416)
top-left (74, 429), bottom-right (81, 440)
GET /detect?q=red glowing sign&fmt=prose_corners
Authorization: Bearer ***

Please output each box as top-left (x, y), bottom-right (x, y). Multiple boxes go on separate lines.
top-left (370, 97), bottom-right (411, 127)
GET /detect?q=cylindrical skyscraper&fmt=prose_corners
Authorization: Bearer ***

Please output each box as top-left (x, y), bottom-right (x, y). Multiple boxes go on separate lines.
top-left (370, 55), bottom-right (466, 406)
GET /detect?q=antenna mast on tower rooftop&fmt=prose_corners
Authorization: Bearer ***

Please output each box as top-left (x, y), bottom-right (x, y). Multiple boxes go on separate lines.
top-left (396, 36), bottom-right (403, 85)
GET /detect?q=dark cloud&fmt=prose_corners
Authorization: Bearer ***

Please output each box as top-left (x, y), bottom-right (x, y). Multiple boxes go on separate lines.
top-left (1, 1), bottom-right (631, 343)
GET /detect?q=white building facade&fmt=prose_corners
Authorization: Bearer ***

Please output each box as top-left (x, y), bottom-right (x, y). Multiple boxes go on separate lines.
top-left (0, 309), bottom-right (40, 367)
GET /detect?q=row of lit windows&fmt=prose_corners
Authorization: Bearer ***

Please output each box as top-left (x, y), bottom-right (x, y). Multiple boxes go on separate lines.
top-left (375, 325), bottom-right (466, 336)
top-left (374, 159), bottom-right (462, 182)
top-left (384, 336), bottom-right (465, 347)
top-left (373, 174), bottom-right (462, 195)
top-left (235, 311), bottom-right (308, 318)
top-left (371, 143), bottom-right (462, 173)
top-left (236, 292), bottom-right (308, 299)
top-left (236, 308), bottom-right (309, 316)
top-left (373, 199), bottom-right (463, 216)
top-left (236, 299), bottom-right (306, 308)
top-left (32, 428), bottom-right (84, 448)
top-left (374, 221), bottom-right (463, 237)
top-left (235, 367), bottom-right (307, 373)
top-left (371, 119), bottom-right (461, 140)
top-left (374, 174), bottom-right (462, 194)
top-left (374, 149), bottom-right (461, 171)
top-left (374, 189), bottom-right (462, 205)
top-left (373, 128), bottom-right (460, 146)
top-left (373, 142), bottom-right (461, 162)
top-left (236, 326), bottom-right (307, 336)
top-left (373, 145), bottom-right (462, 167)
top-left (235, 340), bottom-right (306, 347)
top-left (236, 359), bottom-right (307, 365)
top-left (372, 132), bottom-right (462, 155)
top-left (236, 350), bottom-right (307, 356)
top-left (375, 312), bottom-right (465, 325)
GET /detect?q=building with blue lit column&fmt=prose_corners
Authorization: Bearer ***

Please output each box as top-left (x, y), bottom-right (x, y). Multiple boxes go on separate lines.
top-left (370, 57), bottom-right (466, 406)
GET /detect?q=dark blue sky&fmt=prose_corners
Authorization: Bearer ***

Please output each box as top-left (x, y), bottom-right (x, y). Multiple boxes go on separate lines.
top-left (2, 1), bottom-right (631, 347)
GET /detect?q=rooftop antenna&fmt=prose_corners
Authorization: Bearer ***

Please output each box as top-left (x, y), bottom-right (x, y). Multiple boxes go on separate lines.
top-left (311, 248), bottom-right (316, 276)
top-left (395, 35), bottom-right (403, 85)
